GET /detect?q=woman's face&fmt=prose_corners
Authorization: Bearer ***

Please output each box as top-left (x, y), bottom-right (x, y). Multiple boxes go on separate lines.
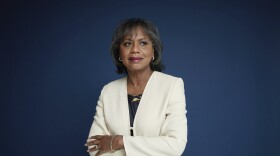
top-left (119, 27), bottom-right (154, 73)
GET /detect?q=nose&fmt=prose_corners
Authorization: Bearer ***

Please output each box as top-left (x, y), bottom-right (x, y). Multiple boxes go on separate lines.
top-left (130, 43), bottom-right (140, 54)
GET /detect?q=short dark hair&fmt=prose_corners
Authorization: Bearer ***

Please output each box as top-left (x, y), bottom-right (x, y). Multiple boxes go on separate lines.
top-left (111, 18), bottom-right (164, 74)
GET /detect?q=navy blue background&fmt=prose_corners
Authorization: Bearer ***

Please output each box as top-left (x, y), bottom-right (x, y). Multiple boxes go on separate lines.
top-left (1, 0), bottom-right (279, 156)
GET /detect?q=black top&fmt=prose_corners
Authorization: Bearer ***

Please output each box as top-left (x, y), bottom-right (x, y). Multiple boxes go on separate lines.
top-left (128, 94), bottom-right (142, 136)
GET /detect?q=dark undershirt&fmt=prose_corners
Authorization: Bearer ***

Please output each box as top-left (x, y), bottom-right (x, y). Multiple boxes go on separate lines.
top-left (128, 94), bottom-right (142, 136)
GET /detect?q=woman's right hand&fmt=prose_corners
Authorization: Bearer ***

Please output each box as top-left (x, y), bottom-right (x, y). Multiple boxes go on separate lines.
top-left (85, 135), bottom-right (124, 156)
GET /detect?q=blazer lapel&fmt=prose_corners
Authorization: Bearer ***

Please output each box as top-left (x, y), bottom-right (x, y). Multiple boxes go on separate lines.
top-left (133, 71), bottom-right (157, 135)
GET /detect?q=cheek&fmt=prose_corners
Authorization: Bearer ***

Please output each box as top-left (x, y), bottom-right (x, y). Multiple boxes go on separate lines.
top-left (119, 47), bottom-right (126, 57)
top-left (144, 47), bottom-right (154, 57)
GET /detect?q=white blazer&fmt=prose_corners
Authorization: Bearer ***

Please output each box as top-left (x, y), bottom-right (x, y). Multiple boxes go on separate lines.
top-left (88, 71), bottom-right (187, 156)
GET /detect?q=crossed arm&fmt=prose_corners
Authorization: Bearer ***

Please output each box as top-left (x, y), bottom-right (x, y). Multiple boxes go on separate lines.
top-left (85, 78), bottom-right (187, 156)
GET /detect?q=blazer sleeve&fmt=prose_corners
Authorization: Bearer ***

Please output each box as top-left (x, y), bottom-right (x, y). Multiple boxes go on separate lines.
top-left (123, 78), bottom-right (188, 156)
top-left (87, 87), bottom-right (110, 156)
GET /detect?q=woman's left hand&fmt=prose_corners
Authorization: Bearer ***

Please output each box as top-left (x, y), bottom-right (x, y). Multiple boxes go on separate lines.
top-left (85, 135), bottom-right (112, 156)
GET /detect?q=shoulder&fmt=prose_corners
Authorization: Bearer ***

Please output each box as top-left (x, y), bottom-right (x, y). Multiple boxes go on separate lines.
top-left (105, 77), bottom-right (126, 87)
top-left (101, 76), bottom-right (126, 93)
top-left (150, 72), bottom-right (184, 94)
top-left (153, 71), bottom-right (184, 84)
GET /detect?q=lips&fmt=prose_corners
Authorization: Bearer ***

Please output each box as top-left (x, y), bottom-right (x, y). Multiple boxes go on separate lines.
top-left (128, 57), bottom-right (143, 62)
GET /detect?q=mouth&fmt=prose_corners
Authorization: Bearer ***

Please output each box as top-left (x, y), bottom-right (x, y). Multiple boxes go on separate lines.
top-left (128, 57), bottom-right (143, 62)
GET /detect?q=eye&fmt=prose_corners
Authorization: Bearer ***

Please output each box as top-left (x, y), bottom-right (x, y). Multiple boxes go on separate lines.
top-left (140, 41), bottom-right (148, 46)
top-left (123, 42), bottom-right (132, 47)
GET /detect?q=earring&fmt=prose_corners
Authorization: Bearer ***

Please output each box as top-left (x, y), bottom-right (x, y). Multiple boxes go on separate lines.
top-left (119, 57), bottom-right (122, 61)
top-left (152, 56), bottom-right (154, 60)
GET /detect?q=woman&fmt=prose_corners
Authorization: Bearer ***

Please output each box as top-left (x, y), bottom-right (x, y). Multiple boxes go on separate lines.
top-left (85, 18), bottom-right (187, 156)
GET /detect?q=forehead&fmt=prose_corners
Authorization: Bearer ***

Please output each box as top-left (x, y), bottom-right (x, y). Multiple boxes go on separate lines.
top-left (123, 26), bottom-right (150, 39)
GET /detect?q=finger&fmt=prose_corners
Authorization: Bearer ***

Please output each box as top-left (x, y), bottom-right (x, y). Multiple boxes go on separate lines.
top-left (89, 135), bottom-right (103, 140)
top-left (96, 147), bottom-right (110, 156)
top-left (87, 145), bottom-right (98, 152)
top-left (84, 139), bottom-right (93, 146)
top-left (84, 139), bottom-right (95, 146)
top-left (85, 139), bottom-right (100, 146)
top-left (85, 138), bottom-right (94, 144)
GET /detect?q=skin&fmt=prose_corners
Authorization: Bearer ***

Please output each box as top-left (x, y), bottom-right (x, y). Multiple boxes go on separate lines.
top-left (120, 27), bottom-right (154, 95)
top-left (85, 27), bottom-right (154, 155)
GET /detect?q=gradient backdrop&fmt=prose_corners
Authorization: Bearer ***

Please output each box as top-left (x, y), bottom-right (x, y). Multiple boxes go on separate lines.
top-left (1, 0), bottom-right (279, 156)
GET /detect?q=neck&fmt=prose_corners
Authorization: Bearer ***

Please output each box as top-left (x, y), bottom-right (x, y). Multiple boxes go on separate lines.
top-left (126, 69), bottom-right (153, 95)
top-left (127, 69), bottom-right (153, 87)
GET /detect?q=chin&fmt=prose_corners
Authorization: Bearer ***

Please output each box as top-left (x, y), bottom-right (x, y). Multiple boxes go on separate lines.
top-left (127, 66), bottom-right (151, 73)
